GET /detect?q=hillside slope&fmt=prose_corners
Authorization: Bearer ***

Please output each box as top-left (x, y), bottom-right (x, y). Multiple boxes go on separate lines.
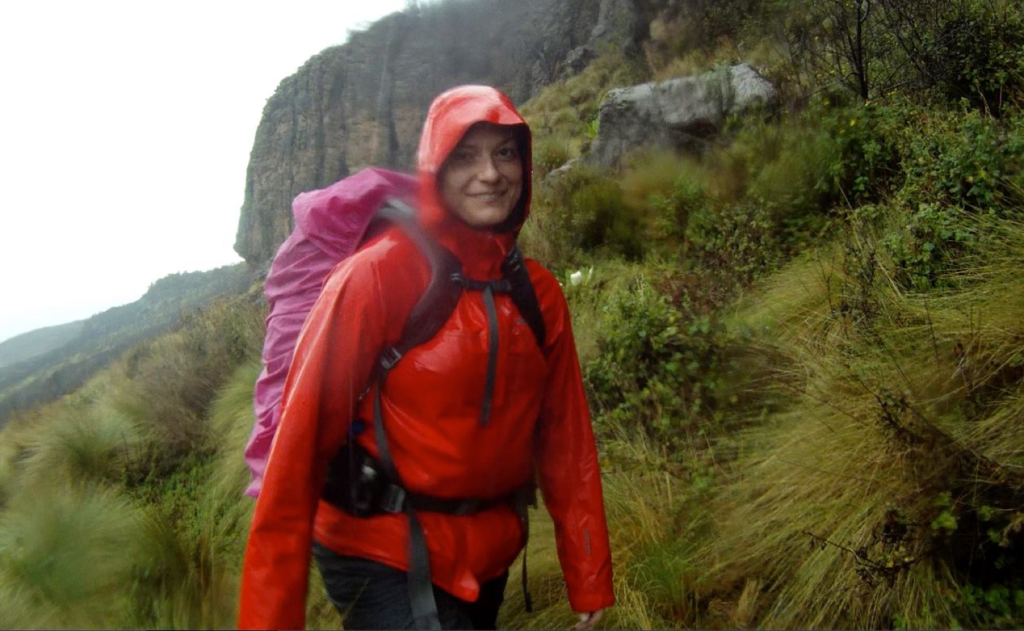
top-left (0, 264), bottom-right (251, 427)
top-left (0, 321), bottom-right (85, 370)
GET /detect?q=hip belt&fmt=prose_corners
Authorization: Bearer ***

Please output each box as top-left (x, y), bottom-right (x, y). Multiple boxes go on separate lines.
top-left (321, 441), bottom-right (535, 518)
top-left (321, 439), bottom-right (536, 629)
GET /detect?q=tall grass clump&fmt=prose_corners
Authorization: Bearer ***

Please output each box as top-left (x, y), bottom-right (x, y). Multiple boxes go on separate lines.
top-left (17, 404), bottom-right (143, 490)
top-left (0, 483), bottom-right (145, 627)
top-left (200, 360), bottom-right (262, 561)
top-left (500, 455), bottom-right (689, 630)
top-left (523, 165), bottom-right (643, 266)
top-left (110, 297), bottom-right (265, 476)
top-left (668, 204), bottom-right (1024, 628)
top-left (0, 293), bottom-right (266, 629)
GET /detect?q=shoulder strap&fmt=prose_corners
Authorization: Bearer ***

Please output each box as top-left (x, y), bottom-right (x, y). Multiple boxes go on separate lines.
top-left (375, 199), bottom-right (463, 358)
top-left (502, 245), bottom-right (546, 350)
top-left (369, 199), bottom-right (453, 631)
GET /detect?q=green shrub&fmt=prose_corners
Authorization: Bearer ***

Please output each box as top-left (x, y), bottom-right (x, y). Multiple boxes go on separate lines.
top-left (530, 166), bottom-right (643, 263)
top-left (649, 177), bottom-right (708, 247)
top-left (898, 108), bottom-right (1023, 215)
top-left (619, 151), bottom-right (706, 252)
top-left (884, 203), bottom-right (979, 290)
top-left (685, 201), bottom-right (779, 286)
top-left (880, 107), bottom-right (1024, 288)
top-left (586, 280), bottom-right (726, 443)
top-left (819, 102), bottom-right (903, 205)
top-left (932, 4), bottom-right (1024, 117)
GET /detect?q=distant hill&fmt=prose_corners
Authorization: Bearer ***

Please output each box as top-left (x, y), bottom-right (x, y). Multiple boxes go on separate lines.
top-left (0, 320), bottom-right (86, 370)
top-left (0, 263), bottom-right (252, 427)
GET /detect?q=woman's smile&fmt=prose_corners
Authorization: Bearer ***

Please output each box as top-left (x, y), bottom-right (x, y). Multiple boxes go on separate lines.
top-left (440, 123), bottom-right (523, 228)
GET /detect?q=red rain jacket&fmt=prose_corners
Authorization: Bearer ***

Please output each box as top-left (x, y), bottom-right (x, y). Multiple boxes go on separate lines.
top-left (238, 86), bottom-right (614, 629)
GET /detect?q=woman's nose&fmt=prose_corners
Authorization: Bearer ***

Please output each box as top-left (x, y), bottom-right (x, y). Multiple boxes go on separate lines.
top-left (476, 157), bottom-right (500, 182)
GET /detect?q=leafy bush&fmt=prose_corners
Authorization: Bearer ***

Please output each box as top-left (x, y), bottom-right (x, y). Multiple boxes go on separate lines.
top-left (529, 166), bottom-right (643, 263)
top-left (685, 201), bottom-right (779, 286)
top-left (932, 3), bottom-right (1024, 117)
top-left (710, 113), bottom-right (841, 251)
top-left (586, 280), bottom-right (726, 443)
top-left (884, 203), bottom-right (979, 290)
top-left (897, 108), bottom-right (1024, 215)
top-left (818, 101), bottom-right (903, 205)
top-left (619, 151), bottom-right (707, 251)
top-left (879, 106), bottom-right (1024, 288)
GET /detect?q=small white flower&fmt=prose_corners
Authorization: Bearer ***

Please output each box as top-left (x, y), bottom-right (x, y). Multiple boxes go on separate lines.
top-left (570, 270), bottom-right (583, 286)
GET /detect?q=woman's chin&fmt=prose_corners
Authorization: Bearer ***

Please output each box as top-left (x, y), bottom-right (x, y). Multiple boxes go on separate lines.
top-left (459, 205), bottom-right (514, 229)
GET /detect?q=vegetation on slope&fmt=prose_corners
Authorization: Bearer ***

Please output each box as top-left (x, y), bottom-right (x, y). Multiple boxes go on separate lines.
top-left (0, 263), bottom-right (251, 428)
top-left (1, 0), bottom-right (1023, 629)
top-left (0, 294), bottom-right (264, 628)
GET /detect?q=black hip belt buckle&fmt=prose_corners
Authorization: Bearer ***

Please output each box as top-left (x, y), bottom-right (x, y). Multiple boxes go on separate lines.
top-left (381, 483), bottom-right (408, 514)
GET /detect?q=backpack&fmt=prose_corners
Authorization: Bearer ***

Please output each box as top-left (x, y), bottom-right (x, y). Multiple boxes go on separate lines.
top-left (245, 167), bottom-right (545, 628)
top-left (244, 167), bottom-right (418, 497)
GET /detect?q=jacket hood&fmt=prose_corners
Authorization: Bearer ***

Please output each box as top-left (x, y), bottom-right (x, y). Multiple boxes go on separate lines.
top-left (416, 85), bottom-right (532, 279)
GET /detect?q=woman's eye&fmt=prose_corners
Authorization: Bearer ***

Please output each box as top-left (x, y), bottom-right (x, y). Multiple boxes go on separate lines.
top-left (451, 150), bottom-right (475, 164)
top-left (496, 145), bottom-right (518, 159)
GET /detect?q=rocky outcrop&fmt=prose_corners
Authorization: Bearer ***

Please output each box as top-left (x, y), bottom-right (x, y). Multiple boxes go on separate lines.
top-left (235, 0), bottom-right (642, 267)
top-left (589, 63), bottom-right (776, 167)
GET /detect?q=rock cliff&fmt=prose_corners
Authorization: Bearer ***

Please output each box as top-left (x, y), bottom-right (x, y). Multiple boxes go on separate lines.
top-left (235, 0), bottom-right (644, 267)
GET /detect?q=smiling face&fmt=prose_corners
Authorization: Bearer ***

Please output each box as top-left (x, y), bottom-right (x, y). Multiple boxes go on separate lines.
top-left (439, 123), bottom-right (524, 229)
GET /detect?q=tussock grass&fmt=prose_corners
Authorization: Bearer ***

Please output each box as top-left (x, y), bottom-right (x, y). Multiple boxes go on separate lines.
top-left (1, 11), bottom-right (1022, 627)
top-left (501, 458), bottom-right (682, 630)
top-left (0, 295), bottom-right (266, 629)
top-left (663, 212), bottom-right (1024, 628)
top-left (0, 483), bottom-right (143, 627)
top-left (108, 298), bottom-right (265, 457)
top-left (17, 405), bottom-right (142, 489)
top-left (202, 360), bottom-right (260, 546)
top-left (127, 504), bottom-right (239, 629)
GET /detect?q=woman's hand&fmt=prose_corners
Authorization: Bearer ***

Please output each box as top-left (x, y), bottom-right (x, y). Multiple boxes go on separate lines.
top-left (573, 609), bottom-right (605, 629)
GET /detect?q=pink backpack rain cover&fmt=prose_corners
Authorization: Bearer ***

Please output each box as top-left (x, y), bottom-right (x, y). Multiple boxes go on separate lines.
top-left (244, 167), bottom-right (418, 497)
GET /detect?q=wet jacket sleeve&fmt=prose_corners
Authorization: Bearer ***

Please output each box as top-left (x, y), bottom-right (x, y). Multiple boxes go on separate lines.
top-left (534, 278), bottom-right (615, 614)
top-left (238, 255), bottom-right (397, 630)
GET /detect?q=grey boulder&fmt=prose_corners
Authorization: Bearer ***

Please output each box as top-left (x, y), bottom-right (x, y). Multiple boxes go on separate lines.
top-left (589, 64), bottom-right (776, 167)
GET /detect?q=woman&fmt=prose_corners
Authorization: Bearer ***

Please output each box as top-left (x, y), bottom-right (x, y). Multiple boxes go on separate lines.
top-left (239, 85), bottom-right (613, 630)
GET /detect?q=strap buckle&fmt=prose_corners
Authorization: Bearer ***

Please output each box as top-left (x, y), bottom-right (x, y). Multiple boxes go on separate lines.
top-left (381, 483), bottom-right (407, 514)
top-left (450, 273), bottom-right (512, 294)
top-left (379, 346), bottom-right (403, 372)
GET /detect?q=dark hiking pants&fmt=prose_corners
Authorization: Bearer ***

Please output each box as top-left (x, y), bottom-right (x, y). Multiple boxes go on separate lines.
top-left (312, 541), bottom-right (509, 630)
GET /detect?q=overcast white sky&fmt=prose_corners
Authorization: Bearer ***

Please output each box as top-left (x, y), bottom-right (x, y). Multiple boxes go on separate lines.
top-left (0, 1), bottom-right (408, 344)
